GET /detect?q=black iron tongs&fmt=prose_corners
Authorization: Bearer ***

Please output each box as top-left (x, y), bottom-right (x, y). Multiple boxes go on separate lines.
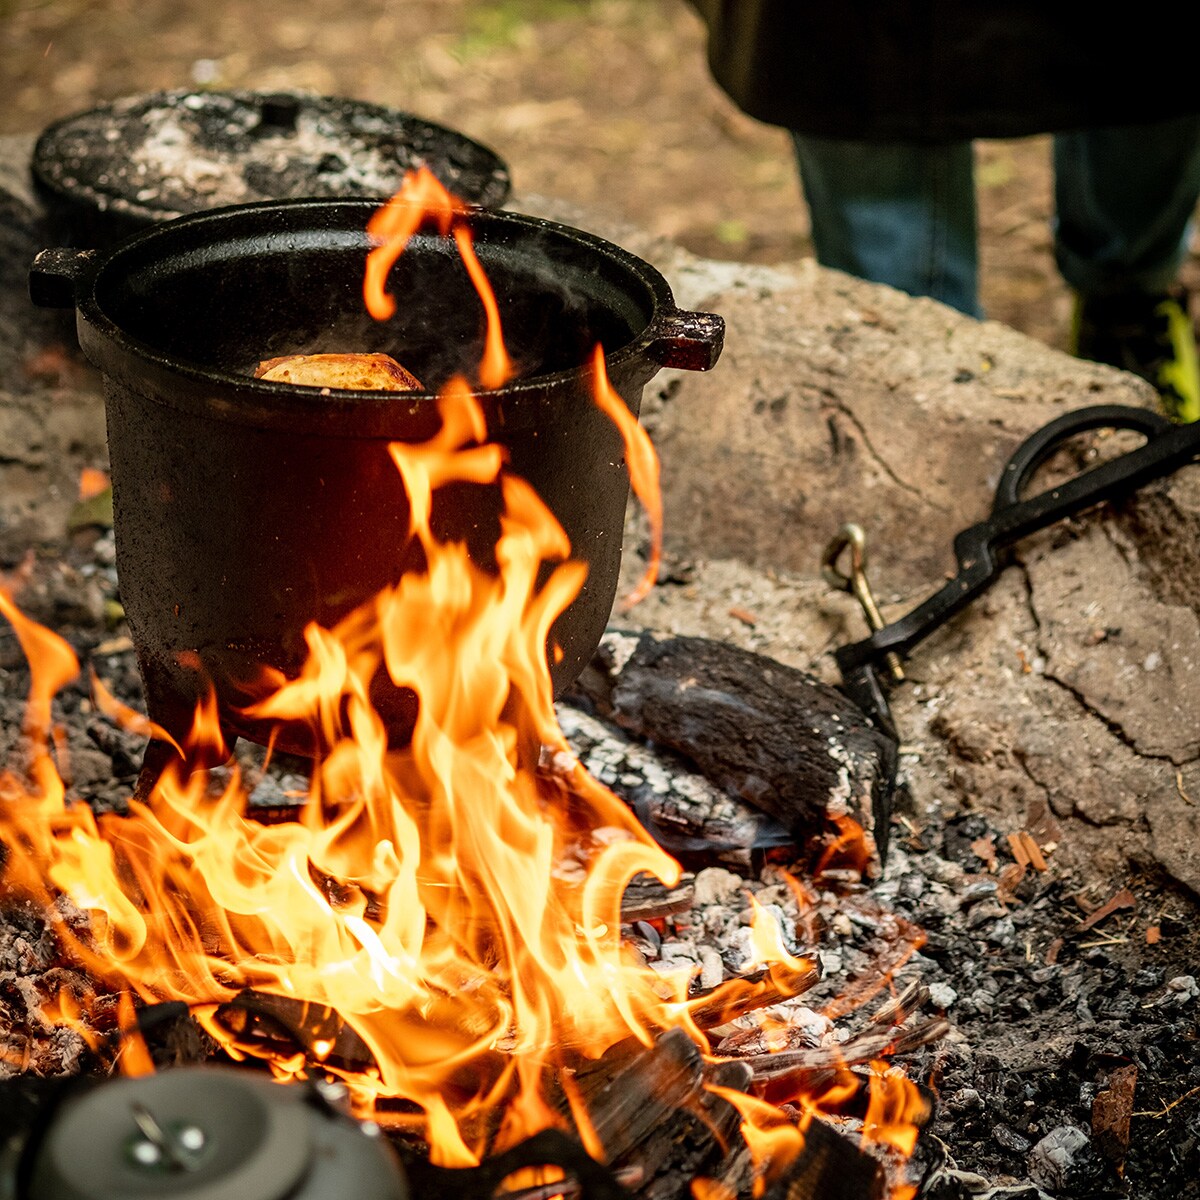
top-left (827, 403), bottom-right (1200, 742)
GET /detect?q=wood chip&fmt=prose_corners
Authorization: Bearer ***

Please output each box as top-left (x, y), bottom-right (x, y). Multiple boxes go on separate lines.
top-left (1092, 1063), bottom-right (1137, 1167)
top-left (1176, 771), bottom-right (1194, 806)
top-left (997, 862), bottom-right (1026, 903)
top-left (971, 835), bottom-right (998, 870)
top-left (1077, 887), bottom-right (1136, 933)
top-left (1006, 832), bottom-right (1030, 868)
top-left (727, 606), bottom-right (758, 627)
top-left (93, 636), bottom-right (135, 656)
top-left (1146, 924), bottom-right (1161, 945)
top-left (1045, 937), bottom-right (1063, 965)
top-left (1019, 831), bottom-right (1048, 872)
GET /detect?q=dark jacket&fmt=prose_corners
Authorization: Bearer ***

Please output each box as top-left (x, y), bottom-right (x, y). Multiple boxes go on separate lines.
top-left (691, 1), bottom-right (1200, 143)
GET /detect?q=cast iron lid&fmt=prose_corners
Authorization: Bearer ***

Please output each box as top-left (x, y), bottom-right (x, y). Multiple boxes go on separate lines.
top-left (24, 1068), bottom-right (408, 1200)
top-left (32, 90), bottom-right (511, 231)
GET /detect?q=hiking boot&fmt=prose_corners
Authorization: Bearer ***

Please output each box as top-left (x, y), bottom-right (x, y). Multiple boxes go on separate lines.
top-left (1070, 289), bottom-right (1200, 423)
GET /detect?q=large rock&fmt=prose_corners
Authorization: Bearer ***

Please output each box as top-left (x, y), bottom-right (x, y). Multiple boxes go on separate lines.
top-left (645, 258), bottom-right (1157, 593)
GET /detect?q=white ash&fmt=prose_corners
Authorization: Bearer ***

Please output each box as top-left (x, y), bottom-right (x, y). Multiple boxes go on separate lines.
top-left (819, 735), bottom-right (857, 817)
top-left (557, 705), bottom-right (777, 856)
top-left (691, 867), bottom-right (745, 907)
top-left (1027, 1126), bottom-right (1100, 1194)
top-left (928, 982), bottom-right (959, 1009)
top-left (126, 104), bottom-right (426, 213)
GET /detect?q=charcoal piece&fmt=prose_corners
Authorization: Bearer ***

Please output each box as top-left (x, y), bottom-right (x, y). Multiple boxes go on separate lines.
top-left (993, 1122), bottom-right (1032, 1153)
top-left (567, 631), bottom-right (896, 861)
top-left (760, 1117), bottom-right (886, 1200)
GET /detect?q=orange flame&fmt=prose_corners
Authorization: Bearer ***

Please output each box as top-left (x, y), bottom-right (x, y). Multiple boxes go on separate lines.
top-left (364, 166), bottom-right (512, 389)
top-left (0, 170), bottom-right (927, 1189)
top-left (589, 346), bottom-right (661, 607)
top-left (364, 166), bottom-right (462, 321)
top-left (78, 467), bottom-right (110, 501)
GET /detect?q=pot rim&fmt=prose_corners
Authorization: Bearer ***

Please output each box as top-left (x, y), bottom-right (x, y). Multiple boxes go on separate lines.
top-left (54, 198), bottom-right (709, 437)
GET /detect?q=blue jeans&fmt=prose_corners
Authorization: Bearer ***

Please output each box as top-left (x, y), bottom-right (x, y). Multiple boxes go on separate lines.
top-left (792, 115), bottom-right (1200, 319)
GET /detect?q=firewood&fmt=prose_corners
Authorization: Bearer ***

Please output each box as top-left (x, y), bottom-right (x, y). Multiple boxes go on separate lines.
top-left (688, 958), bottom-right (821, 1031)
top-left (760, 1117), bottom-right (886, 1200)
top-left (620, 873), bottom-right (696, 921)
top-left (559, 705), bottom-right (789, 856)
top-left (254, 352), bottom-right (423, 391)
top-left (628, 1059), bottom-right (755, 1200)
top-left (584, 1028), bottom-right (705, 1164)
top-left (566, 631), bottom-right (895, 861)
top-left (742, 1018), bottom-right (950, 1094)
top-left (569, 1030), bottom-right (757, 1200)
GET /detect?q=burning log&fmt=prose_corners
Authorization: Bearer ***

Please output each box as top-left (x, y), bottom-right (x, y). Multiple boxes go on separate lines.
top-left (567, 631), bottom-right (896, 863)
top-left (562, 1029), bottom-right (755, 1198)
top-left (759, 1119), bottom-right (887, 1200)
top-left (687, 958), bottom-right (821, 1031)
top-left (581, 1027), bottom-right (704, 1162)
top-left (740, 1018), bottom-right (950, 1099)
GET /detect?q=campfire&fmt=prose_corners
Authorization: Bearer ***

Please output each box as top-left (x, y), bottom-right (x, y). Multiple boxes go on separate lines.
top-left (0, 171), bottom-right (938, 1199)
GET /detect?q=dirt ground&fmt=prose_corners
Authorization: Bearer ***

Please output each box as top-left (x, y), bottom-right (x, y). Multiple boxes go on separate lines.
top-left (5, 0), bottom-right (1198, 353)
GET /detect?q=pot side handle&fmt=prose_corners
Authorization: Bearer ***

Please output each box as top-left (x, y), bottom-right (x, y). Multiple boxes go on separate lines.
top-left (29, 248), bottom-right (96, 309)
top-left (644, 308), bottom-right (725, 372)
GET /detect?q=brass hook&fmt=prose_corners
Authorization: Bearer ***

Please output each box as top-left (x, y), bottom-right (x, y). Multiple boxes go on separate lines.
top-left (821, 523), bottom-right (905, 683)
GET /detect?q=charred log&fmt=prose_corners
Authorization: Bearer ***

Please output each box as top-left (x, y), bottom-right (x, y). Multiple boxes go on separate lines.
top-left (566, 631), bottom-right (895, 861)
top-left (761, 1118), bottom-right (886, 1200)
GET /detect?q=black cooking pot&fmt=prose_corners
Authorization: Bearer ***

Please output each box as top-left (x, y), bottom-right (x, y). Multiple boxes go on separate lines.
top-left (30, 200), bottom-right (723, 759)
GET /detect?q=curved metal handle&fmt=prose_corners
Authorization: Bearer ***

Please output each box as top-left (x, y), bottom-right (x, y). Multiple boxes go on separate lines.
top-left (29, 247), bottom-right (95, 309)
top-left (644, 308), bottom-right (725, 372)
top-left (992, 403), bottom-right (1171, 514)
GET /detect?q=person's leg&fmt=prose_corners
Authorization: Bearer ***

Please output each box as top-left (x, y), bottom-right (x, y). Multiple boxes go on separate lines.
top-left (1056, 115), bottom-right (1200, 420)
top-left (791, 134), bottom-right (980, 317)
top-left (1055, 115), bottom-right (1200, 297)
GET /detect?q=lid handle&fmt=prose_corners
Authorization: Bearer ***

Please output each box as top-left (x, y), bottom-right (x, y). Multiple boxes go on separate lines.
top-left (257, 93), bottom-right (301, 133)
top-left (29, 247), bottom-right (95, 309)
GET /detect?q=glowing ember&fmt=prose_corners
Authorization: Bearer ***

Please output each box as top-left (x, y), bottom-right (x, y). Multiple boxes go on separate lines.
top-left (0, 173), bottom-right (928, 1191)
top-left (77, 467), bottom-right (110, 502)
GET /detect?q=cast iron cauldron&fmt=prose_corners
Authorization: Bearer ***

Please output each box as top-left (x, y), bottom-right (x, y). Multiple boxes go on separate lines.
top-left (30, 200), bottom-right (723, 760)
